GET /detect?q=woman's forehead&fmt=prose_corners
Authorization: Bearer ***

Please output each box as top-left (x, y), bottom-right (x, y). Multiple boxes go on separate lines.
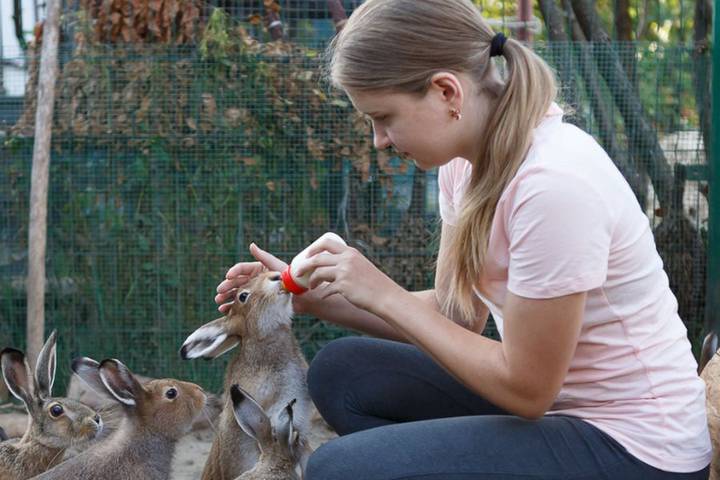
top-left (346, 88), bottom-right (407, 114)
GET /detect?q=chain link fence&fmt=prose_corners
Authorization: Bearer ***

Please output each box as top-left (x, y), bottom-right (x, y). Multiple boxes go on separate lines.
top-left (0, 2), bottom-right (710, 393)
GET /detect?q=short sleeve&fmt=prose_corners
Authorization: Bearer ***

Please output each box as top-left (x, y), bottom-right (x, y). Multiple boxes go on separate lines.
top-left (507, 168), bottom-right (614, 299)
top-left (438, 158), bottom-right (471, 226)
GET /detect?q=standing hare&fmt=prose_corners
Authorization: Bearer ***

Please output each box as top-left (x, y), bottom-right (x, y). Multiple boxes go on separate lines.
top-left (230, 384), bottom-right (303, 480)
top-left (181, 271), bottom-right (316, 479)
top-left (0, 331), bottom-right (102, 480)
top-left (33, 356), bottom-right (207, 480)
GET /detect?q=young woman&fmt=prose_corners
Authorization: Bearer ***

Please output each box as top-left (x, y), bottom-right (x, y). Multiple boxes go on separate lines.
top-left (215, 0), bottom-right (712, 477)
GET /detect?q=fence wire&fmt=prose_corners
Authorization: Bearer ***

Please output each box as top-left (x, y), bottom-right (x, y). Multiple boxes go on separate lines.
top-left (0, 6), bottom-right (710, 393)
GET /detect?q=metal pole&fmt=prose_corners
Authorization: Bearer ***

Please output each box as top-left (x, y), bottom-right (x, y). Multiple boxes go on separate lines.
top-left (708, 0), bottom-right (720, 336)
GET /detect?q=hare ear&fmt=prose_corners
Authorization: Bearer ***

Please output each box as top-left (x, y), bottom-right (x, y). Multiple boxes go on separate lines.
top-left (180, 317), bottom-right (240, 360)
top-left (230, 384), bottom-right (271, 444)
top-left (699, 331), bottom-right (718, 374)
top-left (1, 348), bottom-right (34, 408)
top-left (34, 330), bottom-right (57, 399)
top-left (274, 398), bottom-right (297, 452)
top-left (98, 359), bottom-right (144, 407)
top-left (71, 356), bottom-right (109, 396)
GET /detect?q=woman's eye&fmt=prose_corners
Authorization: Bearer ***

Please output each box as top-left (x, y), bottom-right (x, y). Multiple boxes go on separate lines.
top-left (238, 291), bottom-right (250, 303)
top-left (49, 404), bottom-right (64, 418)
top-left (165, 388), bottom-right (178, 399)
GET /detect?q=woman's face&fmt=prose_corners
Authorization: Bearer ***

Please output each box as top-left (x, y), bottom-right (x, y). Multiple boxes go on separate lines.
top-left (345, 80), bottom-right (476, 171)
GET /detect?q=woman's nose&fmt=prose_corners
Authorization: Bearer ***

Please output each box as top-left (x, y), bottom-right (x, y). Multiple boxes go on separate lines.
top-left (373, 127), bottom-right (391, 150)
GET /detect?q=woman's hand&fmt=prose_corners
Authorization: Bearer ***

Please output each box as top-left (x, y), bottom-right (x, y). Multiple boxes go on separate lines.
top-left (215, 243), bottom-right (287, 314)
top-left (296, 239), bottom-right (404, 314)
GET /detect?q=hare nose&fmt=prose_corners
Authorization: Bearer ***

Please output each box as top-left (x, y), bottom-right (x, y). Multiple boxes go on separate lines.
top-left (93, 414), bottom-right (101, 424)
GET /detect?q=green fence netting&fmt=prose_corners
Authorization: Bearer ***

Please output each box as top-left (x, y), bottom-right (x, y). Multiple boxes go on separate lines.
top-left (0, 8), bottom-right (710, 394)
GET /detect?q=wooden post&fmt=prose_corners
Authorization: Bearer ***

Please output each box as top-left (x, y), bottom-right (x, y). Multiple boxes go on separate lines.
top-left (327, 0), bottom-right (348, 33)
top-left (26, 0), bottom-right (61, 366)
top-left (517, 0), bottom-right (533, 42)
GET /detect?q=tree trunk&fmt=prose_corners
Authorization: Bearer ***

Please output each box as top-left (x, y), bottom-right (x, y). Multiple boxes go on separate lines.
top-left (614, 0), bottom-right (636, 85)
top-left (13, 0), bottom-right (27, 51)
top-left (327, 0), bottom-right (348, 33)
top-left (561, 0), bottom-right (647, 208)
top-left (537, 0), bottom-right (582, 127)
top-left (26, 0), bottom-right (61, 366)
top-left (570, 0), bottom-right (674, 211)
top-left (265, 8), bottom-right (284, 41)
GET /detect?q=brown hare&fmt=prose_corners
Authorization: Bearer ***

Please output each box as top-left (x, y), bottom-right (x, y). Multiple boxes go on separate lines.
top-left (181, 271), bottom-right (316, 479)
top-left (0, 331), bottom-right (102, 480)
top-left (33, 356), bottom-right (207, 480)
top-left (230, 384), bottom-right (304, 480)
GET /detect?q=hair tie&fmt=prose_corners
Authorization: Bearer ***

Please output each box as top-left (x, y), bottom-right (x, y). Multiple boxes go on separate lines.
top-left (490, 32), bottom-right (507, 57)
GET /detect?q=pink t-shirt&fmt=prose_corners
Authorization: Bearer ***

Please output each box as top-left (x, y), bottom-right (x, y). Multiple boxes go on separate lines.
top-left (438, 104), bottom-right (711, 473)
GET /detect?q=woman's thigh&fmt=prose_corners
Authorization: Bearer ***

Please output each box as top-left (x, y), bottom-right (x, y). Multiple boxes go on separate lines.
top-left (307, 336), bottom-right (508, 435)
top-left (306, 414), bottom-right (709, 480)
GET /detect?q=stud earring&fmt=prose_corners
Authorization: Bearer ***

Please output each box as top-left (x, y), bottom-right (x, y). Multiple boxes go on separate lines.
top-left (450, 108), bottom-right (462, 121)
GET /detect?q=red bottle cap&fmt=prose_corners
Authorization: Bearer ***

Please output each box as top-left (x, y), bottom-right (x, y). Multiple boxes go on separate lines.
top-left (280, 266), bottom-right (308, 295)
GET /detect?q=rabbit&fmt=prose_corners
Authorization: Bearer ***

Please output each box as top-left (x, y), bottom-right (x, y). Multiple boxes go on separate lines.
top-left (230, 384), bottom-right (304, 480)
top-left (33, 356), bottom-right (207, 480)
top-left (180, 271), bottom-right (318, 479)
top-left (0, 330), bottom-right (102, 480)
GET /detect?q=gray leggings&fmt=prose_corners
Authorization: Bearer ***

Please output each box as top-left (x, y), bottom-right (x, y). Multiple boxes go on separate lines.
top-left (305, 336), bottom-right (710, 480)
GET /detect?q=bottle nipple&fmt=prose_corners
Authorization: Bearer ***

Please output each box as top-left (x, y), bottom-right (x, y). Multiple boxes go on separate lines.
top-left (280, 267), bottom-right (308, 295)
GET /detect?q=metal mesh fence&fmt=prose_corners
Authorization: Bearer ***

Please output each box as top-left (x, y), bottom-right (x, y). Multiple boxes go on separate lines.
top-left (0, 3), bottom-right (710, 394)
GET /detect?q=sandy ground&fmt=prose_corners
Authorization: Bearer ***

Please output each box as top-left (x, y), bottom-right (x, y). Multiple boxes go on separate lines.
top-left (171, 428), bottom-right (215, 479)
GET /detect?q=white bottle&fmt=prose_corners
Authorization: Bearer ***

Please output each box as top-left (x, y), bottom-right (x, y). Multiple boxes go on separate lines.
top-left (280, 232), bottom-right (347, 294)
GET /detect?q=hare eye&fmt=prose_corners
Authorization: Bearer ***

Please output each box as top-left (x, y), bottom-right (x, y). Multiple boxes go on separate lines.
top-left (165, 388), bottom-right (178, 399)
top-left (238, 291), bottom-right (250, 303)
top-left (49, 404), bottom-right (64, 418)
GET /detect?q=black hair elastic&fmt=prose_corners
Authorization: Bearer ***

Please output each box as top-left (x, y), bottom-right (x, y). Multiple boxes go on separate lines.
top-left (490, 32), bottom-right (507, 57)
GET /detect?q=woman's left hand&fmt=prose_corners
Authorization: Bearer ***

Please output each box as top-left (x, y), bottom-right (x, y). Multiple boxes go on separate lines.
top-left (295, 239), bottom-right (403, 314)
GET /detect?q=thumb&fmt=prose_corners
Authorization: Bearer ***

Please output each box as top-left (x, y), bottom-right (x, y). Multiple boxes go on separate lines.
top-left (250, 243), bottom-right (287, 272)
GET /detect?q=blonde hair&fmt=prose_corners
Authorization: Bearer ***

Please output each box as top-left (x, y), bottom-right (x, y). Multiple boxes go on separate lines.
top-left (327, 0), bottom-right (557, 324)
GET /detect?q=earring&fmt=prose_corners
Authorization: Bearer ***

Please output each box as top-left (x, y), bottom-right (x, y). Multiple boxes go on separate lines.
top-left (450, 108), bottom-right (462, 121)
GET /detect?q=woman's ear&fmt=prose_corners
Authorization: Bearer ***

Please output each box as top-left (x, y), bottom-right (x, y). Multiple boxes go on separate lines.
top-left (429, 72), bottom-right (464, 109)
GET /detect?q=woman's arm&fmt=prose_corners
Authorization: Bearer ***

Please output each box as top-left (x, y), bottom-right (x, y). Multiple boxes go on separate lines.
top-left (299, 238), bottom-right (585, 420)
top-left (379, 287), bottom-right (585, 419)
top-left (300, 222), bottom-right (488, 338)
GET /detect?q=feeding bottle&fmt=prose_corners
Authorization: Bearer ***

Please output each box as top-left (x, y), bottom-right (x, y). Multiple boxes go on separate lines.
top-left (280, 232), bottom-right (347, 294)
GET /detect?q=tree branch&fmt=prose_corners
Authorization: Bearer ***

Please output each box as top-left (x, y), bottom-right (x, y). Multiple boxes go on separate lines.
top-left (561, 0), bottom-right (646, 208)
top-left (327, 0), bottom-right (348, 33)
top-left (570, 0), bottom-right (674, 210)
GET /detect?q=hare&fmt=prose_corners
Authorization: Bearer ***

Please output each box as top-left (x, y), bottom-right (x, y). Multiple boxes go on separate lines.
top-left (181, 271), bottom-right (317, 479)
top-left (33, 356), bottom-right (207, 480)
top-left (230, 384), bottom-right (304, 480)
top-left (0, 331), bottom-right (102, 480)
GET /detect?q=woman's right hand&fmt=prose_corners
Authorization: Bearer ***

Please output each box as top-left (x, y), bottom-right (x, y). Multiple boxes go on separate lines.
top-left (215, 243), bottom-right (288, 314)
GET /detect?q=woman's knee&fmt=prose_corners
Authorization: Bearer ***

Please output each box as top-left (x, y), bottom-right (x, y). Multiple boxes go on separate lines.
top-left (307, 336), bottom-right (371, 405)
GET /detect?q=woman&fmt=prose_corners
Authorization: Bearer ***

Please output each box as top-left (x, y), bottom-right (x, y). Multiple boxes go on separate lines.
top-left (215, 0), bottom-right (712, 477)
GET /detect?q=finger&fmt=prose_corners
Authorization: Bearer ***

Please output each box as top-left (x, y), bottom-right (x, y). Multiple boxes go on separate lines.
top-left (218, 302), bottom-right (233, 314)
top-left (294, 252), bottom-right (339, 277)
top-left (307, 266), bottom-right (336, 290)
top-left (215, 288), bottom-right (238, 306)
top-left (226, 261), bottom-right (264, 279)
top-left (320, 285), bottom-right (340, 301)
top-left (217, 277), bottom-right (250, 294)
top-left (305, 238), bottom-right (347, 258)
top-left (250, 243), bottom-right (288, 272)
